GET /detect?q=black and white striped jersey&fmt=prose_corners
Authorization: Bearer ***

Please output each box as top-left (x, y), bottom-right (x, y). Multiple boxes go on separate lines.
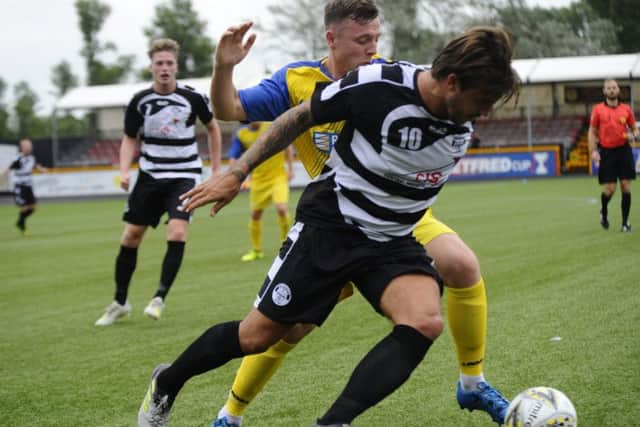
top-left (124, 83), bottom-right (213, 180)
top-left (9, 154), bottom-right (36, 186)
top-left (297, 61), bottom-right (472, 241)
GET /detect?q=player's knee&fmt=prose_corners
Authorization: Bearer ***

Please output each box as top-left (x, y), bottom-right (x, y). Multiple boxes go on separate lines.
top-left (407, 313), bottom-right (444, 340)
top-left (122, 229), bottom-right (144, 246)
top-left (167, 221), bottom-right (188, 241)
top-left (238, 314), bottom-right (290, 354)
top-left (239, 333), bottom-right (280, 354)
top-left (168, 229), bottom-right (187, 241)
top-left (282, 323), bottom-right (315, 344)
top-left (439, 248), bottom-right (480, 288)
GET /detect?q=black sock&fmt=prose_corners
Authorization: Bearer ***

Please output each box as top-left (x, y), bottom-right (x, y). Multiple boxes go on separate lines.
top-left (157, 321), bottom-right (243, 397)
top-left (317, 325), bottom-right (433, 424)
top-left (154, 241), bottom-right (185, 300)
top-left (621, 192), bottom-right (631, 225)
top-left (601, 192), bottom-right (611, 218)
top-left (114, 245), bottom-right (137, 305)
top-left (17, 208), bottom-right (34, 228)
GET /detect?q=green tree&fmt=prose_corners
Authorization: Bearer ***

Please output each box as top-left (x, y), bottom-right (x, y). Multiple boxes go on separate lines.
top-left (377, 0), bottom-right (467, 63)
top-left (57, 114), bottom-right (88, 137)
top-left (75, 0), bottom-right (134, 85)
top-left (258, 0), bottom-right (325, 60)
top-left (51, 60), bottom-right (79, 98)
top-left (584, 0), bottom-right (640, 53)
top-left (50, 62), bottom-right (88, 138)
top-left (13, 82), bottom-right (49, 138)
top-left (470, 0), bottom-right (618, 58)
top-left (143, 0), bottom-right (216, 78)
top-left (259, 0), bottom-right (478, 65)
top-left (0, 78), bottom-right (13, 140)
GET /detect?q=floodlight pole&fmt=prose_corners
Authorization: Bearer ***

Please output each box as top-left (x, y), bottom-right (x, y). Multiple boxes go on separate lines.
top-left (51, 107), bottom-right (59, 167)
top-left (525, 58), bottom-right (542, 152)
top-left (630, 55), bottom-right (639, 110)
top-left (526, 81), bottom-right (533, 151)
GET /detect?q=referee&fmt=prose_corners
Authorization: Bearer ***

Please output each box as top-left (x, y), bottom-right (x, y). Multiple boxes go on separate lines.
top-left (588, 78), bottom-right (639, 232)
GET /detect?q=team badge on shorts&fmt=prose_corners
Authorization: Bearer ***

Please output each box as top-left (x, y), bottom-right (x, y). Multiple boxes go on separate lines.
top-left (272, 283), bottom-right (292, 306)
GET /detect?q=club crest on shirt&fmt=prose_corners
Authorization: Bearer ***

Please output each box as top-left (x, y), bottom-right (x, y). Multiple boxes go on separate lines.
top-left (313, 131), bottom-right (339, 153)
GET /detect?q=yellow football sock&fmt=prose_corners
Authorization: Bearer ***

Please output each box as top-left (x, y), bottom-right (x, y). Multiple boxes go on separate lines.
top-left (277, 213), bottom-right (291, 242)
top-left (446, 278), bottom-right (487, 376)
top-left (248, 218), bottom-right (262, 251)
top-left (225, 339), bottom-right (296, 417)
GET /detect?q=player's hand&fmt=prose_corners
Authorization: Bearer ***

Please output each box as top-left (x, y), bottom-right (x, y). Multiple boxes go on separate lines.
top-left (590, 150), bottom-right (600, 166)
top-left (211, 168), bottom-right (222, 179)
top-left (179, 172), bottom-right (243, 217)
top-left (215, 21), bottom-right (257, 67)
top-left (120, 171), bottom-right (130, 191)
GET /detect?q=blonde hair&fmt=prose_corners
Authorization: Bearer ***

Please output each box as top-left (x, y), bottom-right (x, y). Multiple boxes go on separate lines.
top-left (148, 38), bottom-right (180, 59)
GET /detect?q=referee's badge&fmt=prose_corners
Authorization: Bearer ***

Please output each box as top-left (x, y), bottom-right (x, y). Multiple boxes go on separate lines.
top-left (272, 283), bottom-right (292, 306)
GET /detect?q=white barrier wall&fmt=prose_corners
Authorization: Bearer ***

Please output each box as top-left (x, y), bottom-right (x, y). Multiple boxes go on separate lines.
top-left (30, 162), bottom-right (313, 198)
top-left (0, 144), bottom-right (18, 191)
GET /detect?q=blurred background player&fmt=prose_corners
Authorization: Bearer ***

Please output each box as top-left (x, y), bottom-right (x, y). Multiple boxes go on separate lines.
top-left (1, 138), bottom-right (48, 234)
top-left (588, 78), bottom-right (638, 232)
top-left (94, 38), bottom-right (222, 326)
top-left (229, 122), bottom-right (293, 262)
top-left (209, 1), bottom-right (509, 426)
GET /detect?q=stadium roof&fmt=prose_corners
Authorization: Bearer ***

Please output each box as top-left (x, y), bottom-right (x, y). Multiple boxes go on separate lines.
top-left (55, 78), bottom-right (210, 110)
top-left (515, 53), bottom-right (640, 84)
top-left (56, 53), bottom-right (640, 110)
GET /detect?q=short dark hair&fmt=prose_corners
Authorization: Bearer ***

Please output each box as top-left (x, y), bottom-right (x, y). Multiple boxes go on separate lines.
top-left (324, 0), bottom-right (379, 28)
top-left (431, 27), bottom-right (520, 105)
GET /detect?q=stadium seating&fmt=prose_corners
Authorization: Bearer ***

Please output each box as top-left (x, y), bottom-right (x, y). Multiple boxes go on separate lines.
top-left (84, 140), bottom-right (122, 165)
top-left (59, 132), bottom-right (233, 167)
top-left (565, 132), bottom-right (590, 172)
top-left (473, 116), bottom-right (586, 149)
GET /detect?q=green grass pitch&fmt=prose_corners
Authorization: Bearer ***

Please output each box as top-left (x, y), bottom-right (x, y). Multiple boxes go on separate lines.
top-left (1, 176), bottom-right (638, 426)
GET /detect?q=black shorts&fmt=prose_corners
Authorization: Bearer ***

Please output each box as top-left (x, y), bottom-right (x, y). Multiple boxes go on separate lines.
top-left (254, 222), bottom-right (441, 326)
top-left (123, 171), bottom-right (196, 228)
top-left (14, 184), bottom-right (36, 207)
top-left (598, 145), bottom-right (636, 184)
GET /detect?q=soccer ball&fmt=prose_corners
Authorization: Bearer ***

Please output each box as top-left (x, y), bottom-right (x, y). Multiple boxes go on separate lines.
top-left (504, 386), bottom-right (577, 427)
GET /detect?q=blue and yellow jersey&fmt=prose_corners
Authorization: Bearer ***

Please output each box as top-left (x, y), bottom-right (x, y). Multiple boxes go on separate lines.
top-left (239, 56), bottom-right (389, 178)
top-left (229, 122), bottom-right (286, 182)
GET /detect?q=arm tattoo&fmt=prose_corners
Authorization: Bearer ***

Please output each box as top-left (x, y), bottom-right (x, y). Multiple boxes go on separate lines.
top-left (236, 102), bottom-right (314, 174)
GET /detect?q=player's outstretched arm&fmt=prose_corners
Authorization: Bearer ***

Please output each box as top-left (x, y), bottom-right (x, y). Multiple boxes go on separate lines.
top-left (180, 101), bottom-right (315, 216)
top-left (206, 118), bottom-right (223, 176)
top-left (211, 21), bottom-right (256, 121)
